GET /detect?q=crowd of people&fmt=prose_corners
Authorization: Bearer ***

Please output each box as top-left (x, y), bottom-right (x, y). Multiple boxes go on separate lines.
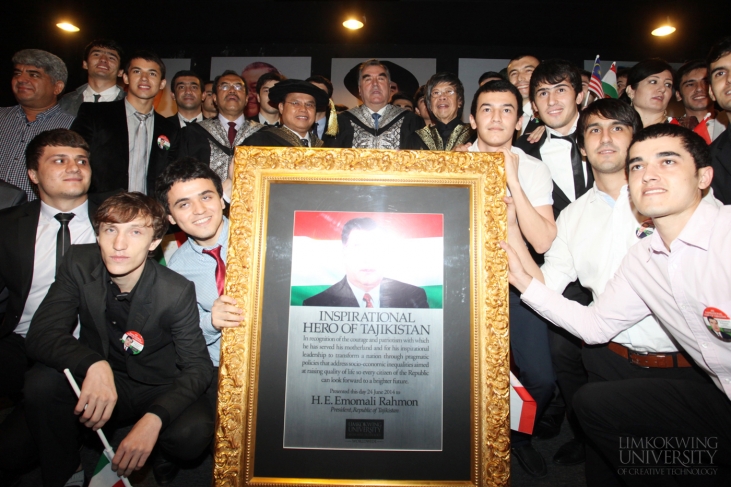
top-left (0, 34), bottom-right (730, 486)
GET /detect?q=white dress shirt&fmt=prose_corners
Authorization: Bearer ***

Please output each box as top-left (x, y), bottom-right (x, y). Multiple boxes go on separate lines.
top-left (17, 200), bottom-right (96, 337)
top-left (82, 84), bottom-right (121, 103)
top-left (176, 112), bottom-right (204, 128)
top-left (539, 114), bottom-right (589, 202)
top-left (283, 125), bottom-right (311, 145)
top-left (521, 102), bottom-right (534, 134)
top-left (348, 281), bottom-right (381, 308)
top-left (469, 145), bottom-right (553, 207)
top-left (522, 200), bottom-right (731, 400)
top-left (542, 184), bottom-right (720, 352)
top-left (707, 116), bottom-right (727, 142)
top-left (218, 113), bottom-right (245, 134)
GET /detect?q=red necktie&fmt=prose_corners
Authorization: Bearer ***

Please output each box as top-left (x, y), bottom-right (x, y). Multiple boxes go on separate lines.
top-left (227, 121), bottom-right (237, 146)
top-left (363, 293), bottom-right (374, 308)
top-left (202, 246), bottom-right (226, 296)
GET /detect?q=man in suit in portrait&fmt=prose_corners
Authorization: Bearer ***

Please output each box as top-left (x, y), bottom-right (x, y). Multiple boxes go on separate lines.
top-left (303, 217), bottom-right (428, 309)
top-left (0, 129), bottom-right (98, 479)
top-left (24, 192), bottom-right (214, 486)
top-left (58, 39), bottom-right (126, 117)
top-left (70, 50), bottom-right (179, 197)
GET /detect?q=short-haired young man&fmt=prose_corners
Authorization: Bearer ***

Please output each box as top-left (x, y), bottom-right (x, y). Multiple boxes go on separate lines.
top-left (59, 39), bottom-right (126, 116)
top-left (70, 50), bottom-right (179, 196)
top-left (674, 59), bottom-right (727, 142)
top-left (708, 37), bottom-right (731, 204)
top-left (168, 70), bottom-right (205, 127)
top-left (1, 49), bottom-right (75, 200)
top-left (467, 79), bottom-right (556, 476)
top-left (24, 192), bottom-right (214, 486)
top-left (156, 159), bottom-right (243, 369)
top-left (507, 54), bottom-right (541, 134)
top-left (256, 71), bottom-right (286, 126)
top-left (306, 75), bottom-right (336, 139)
top-left (201, 81), bottom-right (217, 119)
top-left (505, 123), bottom-right (731, 485)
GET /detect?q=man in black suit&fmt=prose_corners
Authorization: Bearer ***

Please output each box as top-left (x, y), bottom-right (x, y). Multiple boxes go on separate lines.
top-left (0, 129), bottom-right (98, 478)
top-left (167, 70), bottom-right (205, 127)
top-left (24, 192), bottom-right (214, 486)
top-left (708, 37), bottom-right (731, 204)
top-left (303, 217), bottom-right (428, 309)
top-left (70, 50), bottom-right (179, 197)
top-left (514, 59), bottom-right (593, 468)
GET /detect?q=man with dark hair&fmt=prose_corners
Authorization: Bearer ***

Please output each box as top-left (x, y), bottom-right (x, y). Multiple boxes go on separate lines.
top-left (708, 37), bottom-right (731, 204)
top-left (303, 217), bottom-right (428, 308)
top-left (176, 70), bottom-right (262, 183)
top-left (404, 72), bottom-right (473, 151)
top-left (59, 39), bottom-right (125, 116)
top-left (674, 59), bottom-right (726, 143)
top-left (514, 58), bottom-right (594, 464)
top-left (616, 67), bottom-right (630, 98)
top-left (0, 128), bottom-right (97, 479)
top-left (201, 81), bottom-right (217, 119)
top-left (70, 50), bottom-right (178, 197)
top-left (324, 59), bottom-right (418, 149)
top-left (306, 75), bottom-right (337, 139)
top-left (507, 54), bottom-right (541, 134)
top-left (478, 71), bottom-right (504, 86)
top-left (241, 61), bottom-right (280, 119)
top-left (579, 69), bottom-right (591, 106)
top-left (1, 49), bottom-right (75, 200)
top-left (168, 70), bottom-right (205, 127)
top-left (24, 191), bottom-right (214, 486)
top-left (468, 79), bottom-right (556, 477)
top-left (390, 92), bottom-right (414, 111)
top-left (156, 158), bottom-right (242, 370)
top-left (413, 85), bottom-right (432, 127)
top-left (256, 71), bottom-right (286, 126)
top-left (243, 79), bottom-right (329, 147)
top-left (505, 123), bottom-right (731, 485)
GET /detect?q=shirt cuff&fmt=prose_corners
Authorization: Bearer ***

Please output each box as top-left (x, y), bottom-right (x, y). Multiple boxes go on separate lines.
top-left (521, 277), bottom-right (549, 306)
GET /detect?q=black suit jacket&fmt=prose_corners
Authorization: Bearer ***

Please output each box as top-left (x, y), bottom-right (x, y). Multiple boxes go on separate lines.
top-left (70, 99), bottom-right (179, 195)
top-left (0, 200), bottom-right (97, 337)
top-left (303, 277), bottom-right (429, 308)
top-left (0, 180), bottom-right (27, 209)
top-left (26, 244), bottom-right (213, 426)
top-left (710, 127), bottom-right (731, 205)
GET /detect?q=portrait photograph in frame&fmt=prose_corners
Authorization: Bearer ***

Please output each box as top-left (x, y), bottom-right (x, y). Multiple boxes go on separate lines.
top-left (214, 147), bottom-right (510, 487)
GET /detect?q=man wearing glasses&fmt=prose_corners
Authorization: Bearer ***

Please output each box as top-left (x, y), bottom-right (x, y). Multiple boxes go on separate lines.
top-left (176, 70), bottom-right (263, 183)
top-left (242, 80), bottom-right (330, 148)
top-left (324, 59), bottom-right (418, 149)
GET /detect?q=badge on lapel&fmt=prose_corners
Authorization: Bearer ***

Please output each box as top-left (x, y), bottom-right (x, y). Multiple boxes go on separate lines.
top-left (157, 135), bottom-right (171, 150)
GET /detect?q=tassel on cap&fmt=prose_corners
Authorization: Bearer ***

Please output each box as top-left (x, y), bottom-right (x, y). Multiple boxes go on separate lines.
top-left (325, 99), bottom-right (339, 136)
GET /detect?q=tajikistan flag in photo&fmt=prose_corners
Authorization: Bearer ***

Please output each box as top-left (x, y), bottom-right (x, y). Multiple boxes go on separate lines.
top-left (290, 211), bottom-right (443, 308)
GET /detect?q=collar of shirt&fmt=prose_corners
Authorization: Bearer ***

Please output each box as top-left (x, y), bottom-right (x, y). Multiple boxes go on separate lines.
top-left (283, 125), bottom-right (310, 143)
top-left (218, 113), bottom-right (245, 133)
top-left (523, 102), bottom-right (533, 119)
top-left (83, 84), bottom-right (121, 103)
top-left (178, 112), bottom-right (204, 124)
top-left (258, 113), bottom-right (280, 125)
top-left (648, 199), bottom-right (717, 258)
top-left (348, 280), bottom-right (381, 308)
top-left (365, 105), bottom-right (388, 117)
top-left (187, 216), bottom-right (229, 259)
top-left (124, 98), bottom-right (153, 117)
top-left (589, 183), bottom-right (626, 209)
top-left (15, 103), bottom-right (62, 123)
top-left (39, 199), bottom-right (90, 223)
top-left (545, 112), bottom-right (580, 140)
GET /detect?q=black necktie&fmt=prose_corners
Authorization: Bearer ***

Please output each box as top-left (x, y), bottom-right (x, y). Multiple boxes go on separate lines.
top-left (54, 213), bottom-right (75, 273)
top-left (300, 139), bottom-right (309, 147)
top-left (93, 94), bottom-right (101, 103)
top-left (184, 119), bottom-right (197, 126)
top-left (553, 133), bottom-right (587, 199)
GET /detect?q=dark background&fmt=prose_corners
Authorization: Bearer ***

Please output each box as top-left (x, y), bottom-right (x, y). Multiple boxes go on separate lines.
top-left (1, 0), bottom-right (728, 106)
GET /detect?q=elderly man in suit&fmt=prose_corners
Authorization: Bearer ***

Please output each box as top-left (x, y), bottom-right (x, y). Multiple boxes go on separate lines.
top-left (70, 50), bottom-right (179, 197)
top-left (24, 192), bottom-right (214, 486)
top-left (59, 39), bottom-right (126, 117)
top-left (303, 217), bottom-right (428, 308)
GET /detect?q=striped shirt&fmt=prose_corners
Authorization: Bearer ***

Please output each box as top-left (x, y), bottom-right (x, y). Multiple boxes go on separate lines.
top-left (0, 104), bottom-right (75, 200)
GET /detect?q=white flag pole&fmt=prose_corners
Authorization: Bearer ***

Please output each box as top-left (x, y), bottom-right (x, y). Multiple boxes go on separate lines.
top-left (64, 368), bottom-right (133, 487)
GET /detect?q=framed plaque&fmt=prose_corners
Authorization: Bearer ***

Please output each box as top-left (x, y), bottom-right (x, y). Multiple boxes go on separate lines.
top-left (214, 147), bottom-right (509, 487)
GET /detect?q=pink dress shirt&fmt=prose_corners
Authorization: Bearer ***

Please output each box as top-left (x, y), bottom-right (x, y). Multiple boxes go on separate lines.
top-left (522, 199), bottom-right (731, 400)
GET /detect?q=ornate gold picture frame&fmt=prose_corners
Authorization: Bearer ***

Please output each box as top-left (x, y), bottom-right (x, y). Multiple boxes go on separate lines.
top-left (214, 147), bottom-right (509, 487)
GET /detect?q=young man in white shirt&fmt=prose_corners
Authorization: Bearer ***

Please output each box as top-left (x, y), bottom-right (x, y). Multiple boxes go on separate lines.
top-left (469, 79), bottom-right (556, 477)
top-left (504, 123), bottom-right (731, 484)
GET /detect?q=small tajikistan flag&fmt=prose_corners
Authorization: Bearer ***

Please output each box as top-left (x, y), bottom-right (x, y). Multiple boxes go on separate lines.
top-left (157, 231), bottom-right (188, 266)
top-left (89, 452), bottom-right (126, 487)
top-left (602, 62), bottom-right (619, 99)
top-left (290, 211), bottom-right (443, 308)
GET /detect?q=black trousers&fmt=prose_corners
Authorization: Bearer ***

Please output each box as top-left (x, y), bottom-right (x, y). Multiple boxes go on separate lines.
top-left (0, 332), bottom-right (29, 402)
top-left (581, 343), bottom-right (715, 486)
top-left (574, 364), bottom-right (731, 487)
top-left (24, 363), bottom-right (215, 487)
top-left (509, 289), bottom-right (556, 447)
